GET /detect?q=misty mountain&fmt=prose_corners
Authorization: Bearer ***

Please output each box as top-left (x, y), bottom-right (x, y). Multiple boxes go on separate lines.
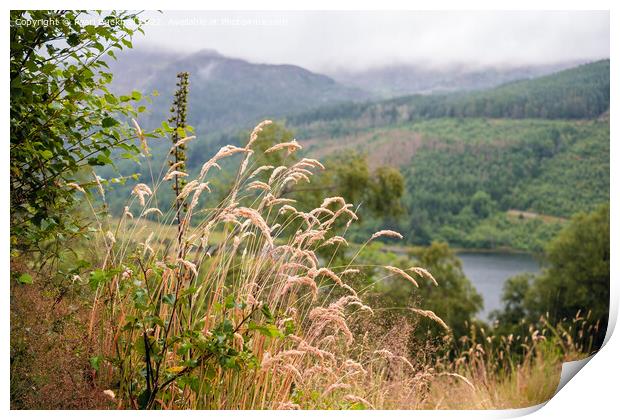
top-left (107, 48), bottom-right (371, 134)
top-left (328, 61), bottom-right (589, 97)
top-left (288, 59), bottom-right (610, 138)
top-left (108, 48), bottom-right (594, 137)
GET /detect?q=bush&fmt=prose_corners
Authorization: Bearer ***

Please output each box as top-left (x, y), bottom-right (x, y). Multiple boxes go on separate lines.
top-left (10, 10), bottom-right (145, 262)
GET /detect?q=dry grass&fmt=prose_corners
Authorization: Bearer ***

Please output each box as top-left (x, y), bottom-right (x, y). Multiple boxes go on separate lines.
top-left (11, 117), bottom-right (595, 410)
top-left (424, 314), bottom-right (597, 409)
top-left (10, 265), bottom-right (113, 409)
top-left (113, 216), bottom-right (226, 248)
top-left (83, 119), bottom-right (450, 409)
top-left (302, 128), bottom-right (432, 169)
top-left (427, 345), bottom-right (562, 409)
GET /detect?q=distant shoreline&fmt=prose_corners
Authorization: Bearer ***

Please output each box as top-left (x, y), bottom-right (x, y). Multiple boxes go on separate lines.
top-left (382, 243), bottom-right (541, 257)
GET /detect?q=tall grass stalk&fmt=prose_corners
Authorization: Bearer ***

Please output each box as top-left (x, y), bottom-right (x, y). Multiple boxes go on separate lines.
top-left (86, 119), bottom-right (445, 409)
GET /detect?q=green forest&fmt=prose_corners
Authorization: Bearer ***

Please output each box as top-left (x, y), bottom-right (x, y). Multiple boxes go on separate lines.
top-left (10, 10), bottom-right (610, 411)
top-left (102, 62), bottom-right (610, 253)
top-left (401, 118), bottom-right (608, 251)
top-left (285, 62), bottom-right (610, 252)
top-left (289, 59), bottom-right (610, 135)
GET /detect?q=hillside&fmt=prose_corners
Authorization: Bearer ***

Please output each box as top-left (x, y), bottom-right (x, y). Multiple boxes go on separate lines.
top-left (289, 59), bottom-right (610, 138)
top-left (291, 61), bottom-right (610, 252)
top-left (300, 117), bottom-right (609, 251)
top-left (403, 119), bottom-right (608, 250)
top-left (107, 50), bottom-right (607, 138)
top-left (107, 49), bottom-right (372, 133)
top-left (102, 59), bottom-right (610, 252)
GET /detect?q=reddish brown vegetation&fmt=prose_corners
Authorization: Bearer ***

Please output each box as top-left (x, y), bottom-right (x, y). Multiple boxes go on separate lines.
top-left (10, 266), bottom-right (112, 410)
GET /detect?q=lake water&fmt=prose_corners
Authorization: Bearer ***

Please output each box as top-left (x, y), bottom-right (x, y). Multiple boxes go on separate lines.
top-left (457, 252), bottom-right (541, 321)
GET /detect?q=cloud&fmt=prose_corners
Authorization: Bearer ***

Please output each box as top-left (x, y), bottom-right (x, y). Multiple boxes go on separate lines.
top-left (134, 10), bottom-right (609, 72)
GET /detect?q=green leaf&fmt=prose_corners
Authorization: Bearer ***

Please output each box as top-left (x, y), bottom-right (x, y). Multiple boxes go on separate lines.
top-left (89, 355), bottom-right (102, 371)
top-left (95, 154), bottom-right (113, 165)
top-left (249, 322), bottom-right (283, 338)
top-left (101, 117), bottom-right (118, 128)
top-left (283, 319), bottom-right (296, 336)
top-left (224, 294), bottom-right (236, 309)
top-left (221, 319), bottom-right (234, 334)
top-left (179, 286), bottom-right (197, 298)
top-left (66, 33), bottom-right (81, 47)
top-left (137, 389), bottom-right (152, 409)
top-left (145, 315), bottom-right (165, 328)
top-left (40, 150), bottom-right (54, 160)
top-left (261, 304), bottom-right (275, 323)
top-left (120, 152), bottom-right (138, 161)
top-left (162, 294), bottom-right (176, 306)
top-left (104, 93), bottom-right (118, 105)
top-left (177, 341), bottom-right (192, 356)
top-left (17, 273), bottom-right (33, 284)
top-left (88, 269), bottom-right (108, 290)
top-left (178, 375), bottom-right (200, 393)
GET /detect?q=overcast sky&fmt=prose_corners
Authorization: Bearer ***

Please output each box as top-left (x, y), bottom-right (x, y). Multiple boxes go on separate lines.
top-left (134, 10), bottom-right (609, 72)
